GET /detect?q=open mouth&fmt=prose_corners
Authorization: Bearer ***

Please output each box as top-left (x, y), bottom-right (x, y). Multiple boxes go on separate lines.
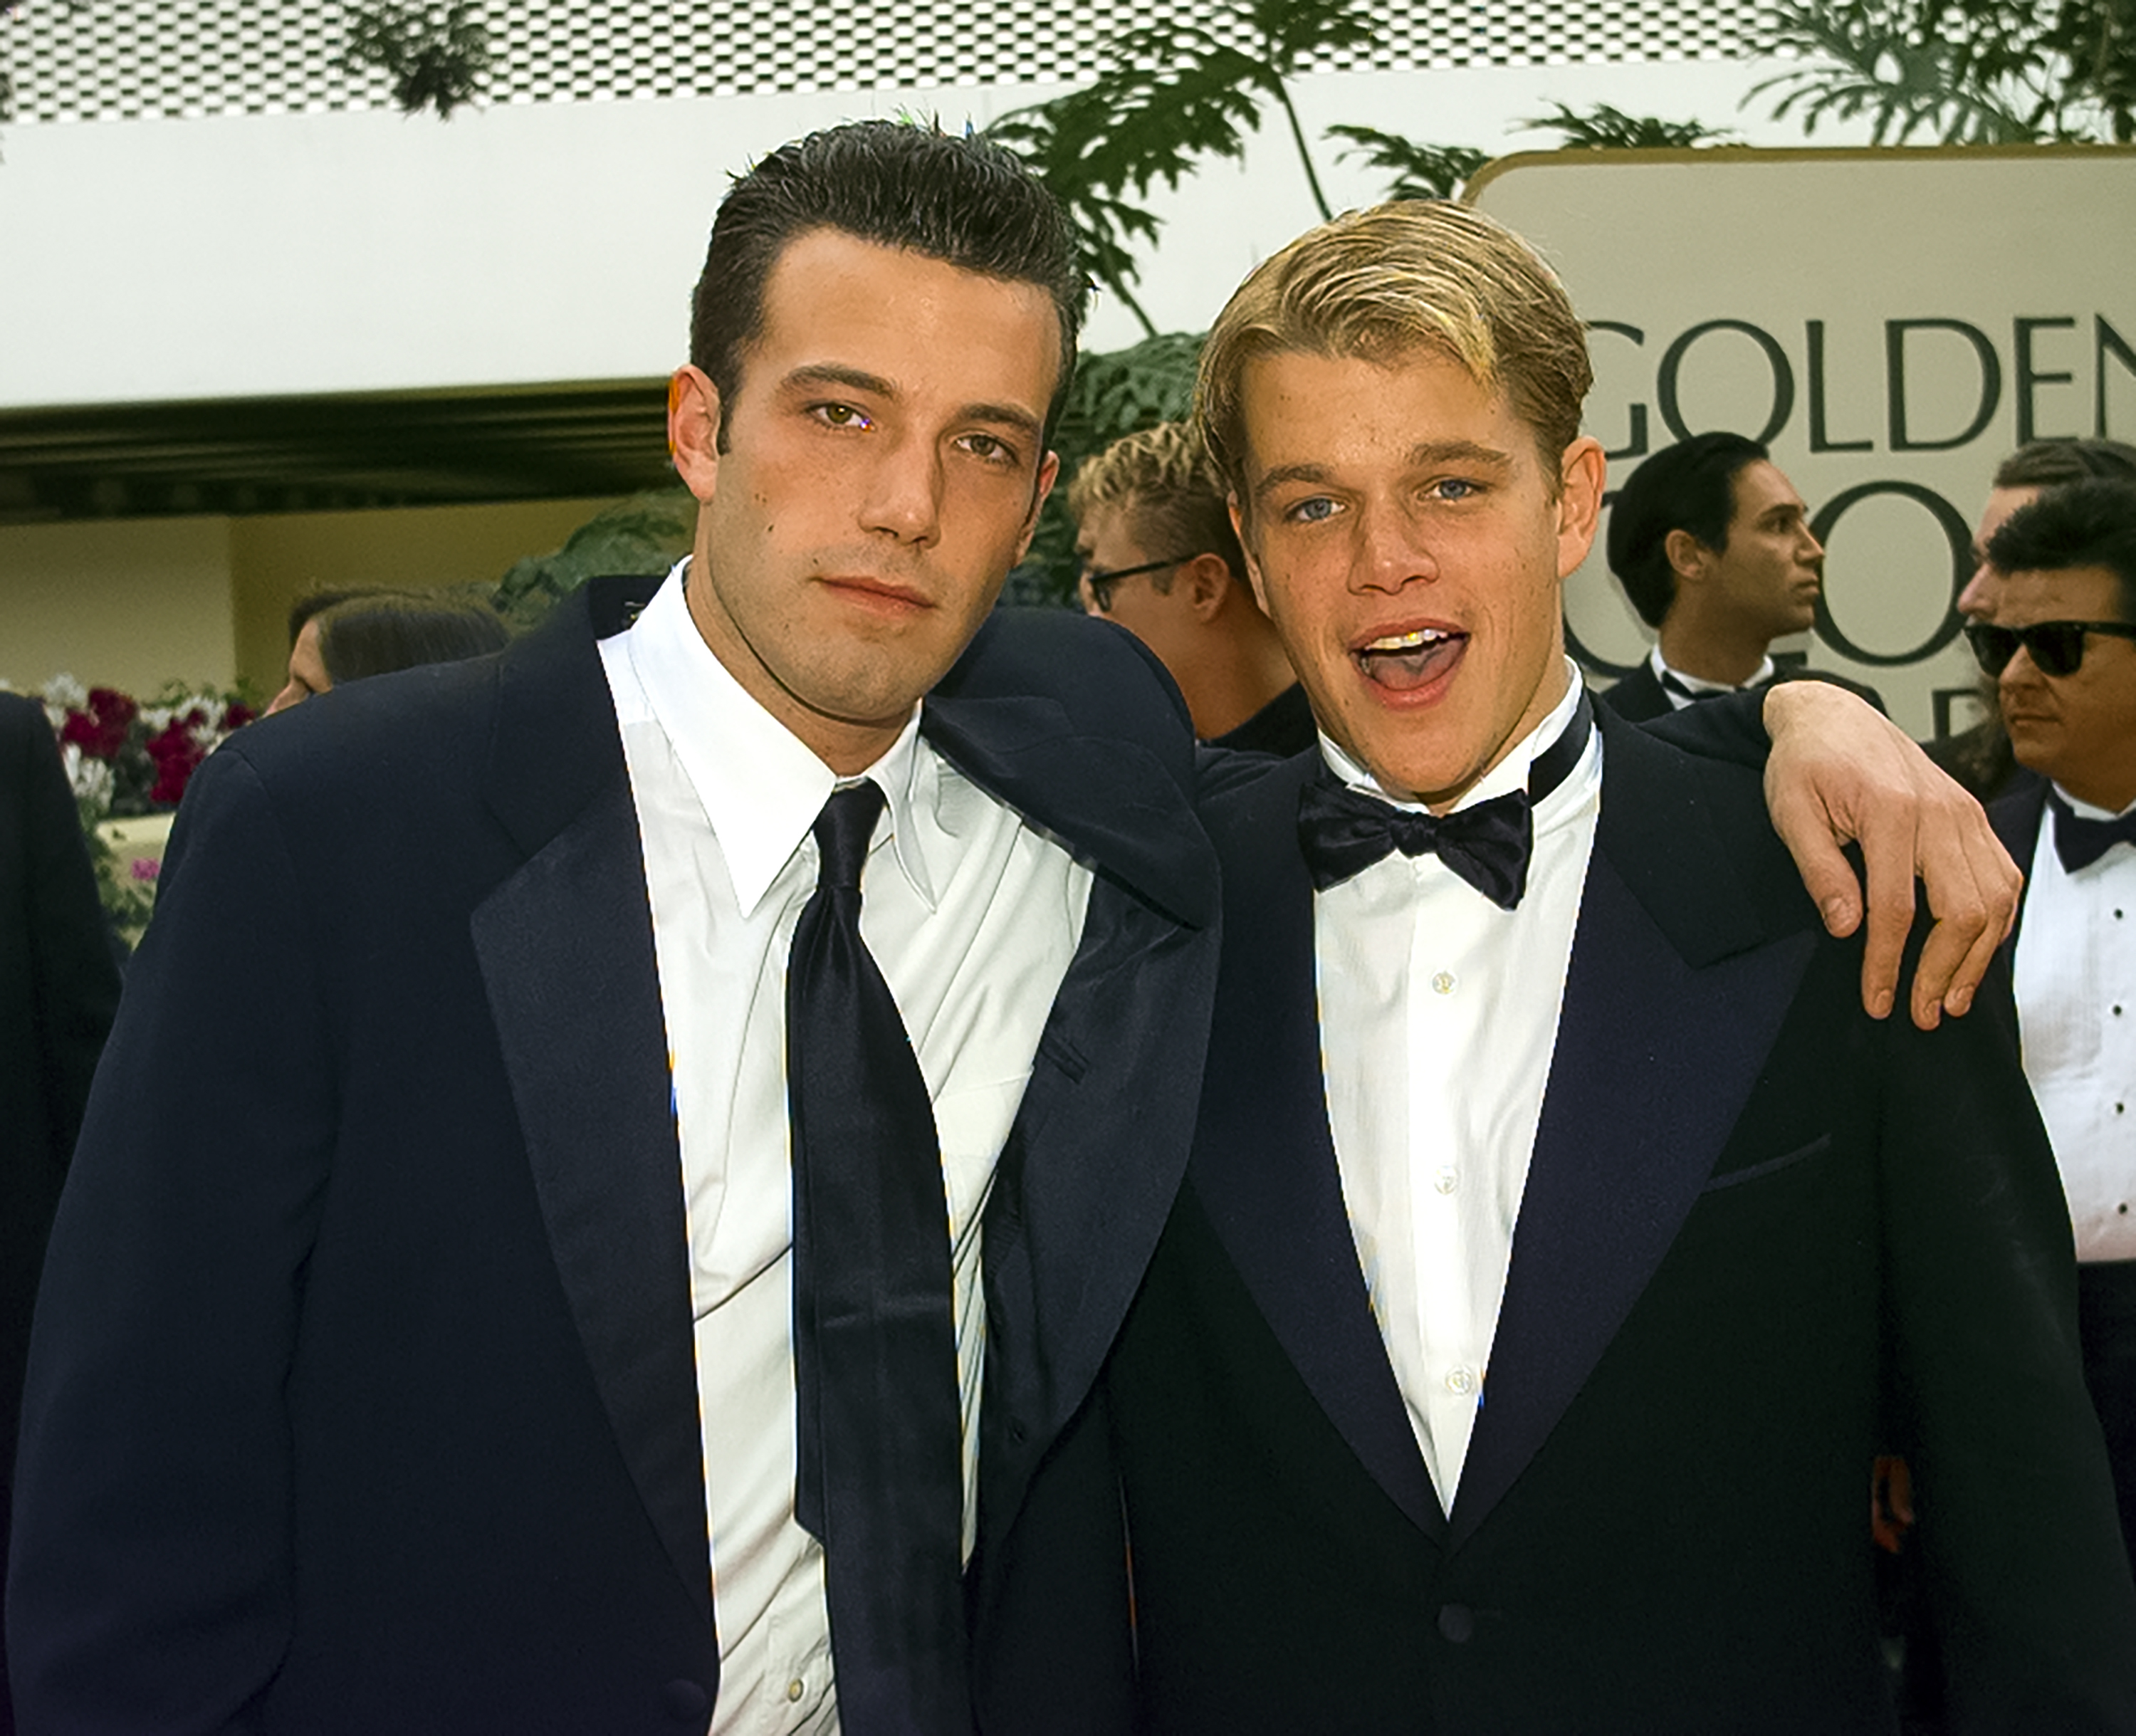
top-left (1356, 626), bottom-right (1467, 692)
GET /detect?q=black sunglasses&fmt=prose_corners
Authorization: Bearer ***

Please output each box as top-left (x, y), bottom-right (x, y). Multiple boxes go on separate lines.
top-left (1074, 554), bottom-right (1195, 613)
top-left (1964, 619), bottom-right (2136, 678)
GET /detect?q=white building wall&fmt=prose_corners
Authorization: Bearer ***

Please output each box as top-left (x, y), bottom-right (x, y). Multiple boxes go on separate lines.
top-left (0, 58), bottom-right (1856, 410)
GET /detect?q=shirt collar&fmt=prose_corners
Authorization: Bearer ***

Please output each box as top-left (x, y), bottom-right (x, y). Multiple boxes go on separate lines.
top-left (1650, 642), bottom-right (1775, 701)
top-left (616, 558), bottom-right (938, 916)
top-left (1317, 657), bottom-right (1598, 823)
top-left (2051, 782), bottom-right (2136, 824)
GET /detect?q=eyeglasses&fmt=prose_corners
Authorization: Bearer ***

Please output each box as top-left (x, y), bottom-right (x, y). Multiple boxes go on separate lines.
top-left (1964, 619), bottom-right (2136, 678)
top-left (1075, 554), bottom-right (1195, 614)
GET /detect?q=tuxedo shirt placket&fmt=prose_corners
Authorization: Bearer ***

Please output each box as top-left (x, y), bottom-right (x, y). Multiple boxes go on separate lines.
top-left (1316, 673), bottom-right (1603, 1511)
top-left (2014, 793), bottom-right (2136, 1261)
top-left (599, 566), bottom-right (1091, 1732)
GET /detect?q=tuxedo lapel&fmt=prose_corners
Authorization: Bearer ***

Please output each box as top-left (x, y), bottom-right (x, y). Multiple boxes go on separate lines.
top-left (469, 591), bottom-right (711, 1626)
top-left (1450, 713), bottom-right (1813, 1547)
top-left (1193, 756), bottom-right (1444, 1539)
top-left (924, 685), bottom-right (1223, 1543)
top-left (1989, 777), bottom-right (2047, 950)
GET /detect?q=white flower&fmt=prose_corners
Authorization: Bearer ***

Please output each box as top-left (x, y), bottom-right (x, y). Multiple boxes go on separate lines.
top-left (66, 751), bottom-right (115, 817)
top-left (42, 673), bottom-right (88, 711)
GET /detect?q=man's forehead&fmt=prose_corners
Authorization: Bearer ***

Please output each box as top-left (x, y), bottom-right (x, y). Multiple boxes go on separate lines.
top-left (2001, 563), bottom-right (2121, 618)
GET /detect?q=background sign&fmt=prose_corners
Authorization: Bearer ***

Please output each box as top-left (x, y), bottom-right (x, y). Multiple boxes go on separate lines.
top-left (1470, 145), bottom-right (2135, 738)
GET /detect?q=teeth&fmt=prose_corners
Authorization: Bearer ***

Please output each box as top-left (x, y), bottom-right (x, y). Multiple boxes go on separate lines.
top-left (1364, 628), bottom-right (1451, 652)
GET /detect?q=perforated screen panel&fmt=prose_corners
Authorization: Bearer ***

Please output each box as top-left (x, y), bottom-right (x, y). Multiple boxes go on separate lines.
top-left (6, 0), bottom-right (1760, 124)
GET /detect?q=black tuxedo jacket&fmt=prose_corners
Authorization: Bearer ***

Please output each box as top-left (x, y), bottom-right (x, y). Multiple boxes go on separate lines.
top-left (1989, 775), bottom-right (2051, 946)
top-left (1596, 657), bottom-right (1672, 721)
top-left (0, 694), bottom-right (121, 1732)
top-left (9, 582), bottom-right (1218, 1734)
top-left (1084, 709), bottom-right (2136, 1735)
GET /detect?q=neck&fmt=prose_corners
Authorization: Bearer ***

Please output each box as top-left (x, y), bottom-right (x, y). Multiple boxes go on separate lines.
top-left (1656, 614), bottom-right (1769, 689)
top-left (1180, 611), bottom-right (1300, 741)
top-left (2054, 766), bottom-right (2136, 815)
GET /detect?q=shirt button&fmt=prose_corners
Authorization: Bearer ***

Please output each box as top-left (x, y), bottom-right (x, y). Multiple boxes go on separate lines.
top-left (1434, 1166), bottom-right (1459, 1195)
top-left (1432, 971), bottom-right (1457, 995)
top-left (1445, 1365), bottom-right (1477, 1396)
top-left (787, 1679), bottom-right (805, 1703)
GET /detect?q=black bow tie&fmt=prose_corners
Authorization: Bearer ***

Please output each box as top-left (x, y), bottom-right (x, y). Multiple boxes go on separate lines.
top-left (1297, 695), bottom-right (1594, 910)
top-left (2050, 789), bottom-right (2136, 874)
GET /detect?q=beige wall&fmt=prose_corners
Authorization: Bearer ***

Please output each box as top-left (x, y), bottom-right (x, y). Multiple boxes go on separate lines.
top-left (0, 516), bottom-right (237, 696)
top-left (0, 496), bottom-right (619, 701)
top-left (229, 496), bottom-right (617, 692)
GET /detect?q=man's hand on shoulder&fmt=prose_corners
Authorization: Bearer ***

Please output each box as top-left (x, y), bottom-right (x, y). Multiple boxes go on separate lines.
top-left (1760, 681), bottom-right (2020, 1030)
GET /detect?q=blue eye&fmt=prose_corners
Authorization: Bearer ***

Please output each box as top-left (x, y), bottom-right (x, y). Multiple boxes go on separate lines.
top-left (1287, 496), bottom-right (1339, 524)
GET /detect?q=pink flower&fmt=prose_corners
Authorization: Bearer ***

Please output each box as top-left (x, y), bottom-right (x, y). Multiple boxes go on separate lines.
top-left (130, 858), bottom-right (160, 883)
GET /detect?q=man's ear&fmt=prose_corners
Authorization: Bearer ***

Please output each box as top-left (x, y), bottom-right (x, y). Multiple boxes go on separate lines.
top-left (1011, 450), bottom-right (1062, 564)
top-left (1181, 553), bottom-right (1232, 621)
top-left (669, 366), bottom-right (723, 503)
top-left (1664, 526), bottom-right (1712, 585)
top-left (1554, 436), bottom-right (1608, 581)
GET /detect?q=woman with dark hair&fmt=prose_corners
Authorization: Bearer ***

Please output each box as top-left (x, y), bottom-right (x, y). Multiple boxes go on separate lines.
top-left (267, 589), bottom-right (508, 716)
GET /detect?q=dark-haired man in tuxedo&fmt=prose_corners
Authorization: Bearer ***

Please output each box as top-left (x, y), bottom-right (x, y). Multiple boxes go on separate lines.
top-left (1978, 476), bottom-right (2136, 1586)
top-left (1055, 200), bottom-right (2136, 1735)
top-left (12, 125), bottom-right (2023, 1736)
top-left (1601, 432), bottom-right (1862, 720)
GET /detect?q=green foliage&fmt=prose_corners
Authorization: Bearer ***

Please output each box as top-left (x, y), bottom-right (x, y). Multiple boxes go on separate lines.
top-left (1523, 100), bottom-right (1739, 150)
top-left (492, 488), bottom-right (696, 626)
top-left (1009, 331), bottom-right (1205, 607)
top-left (988, 0), bottom-right (1373, 334)
top-left (342, 0), bottom-right (488, 119)
top-left (1326, 127), bottom-right (1490, 199)
top-left (1753, 0), bottom-right (2136, 143)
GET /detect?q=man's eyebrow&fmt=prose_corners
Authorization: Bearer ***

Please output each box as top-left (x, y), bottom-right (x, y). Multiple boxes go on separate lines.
top-left (782, 363), bottom-right (1043, 442)
top-left (1250, 439), bottom-right (1514, 501)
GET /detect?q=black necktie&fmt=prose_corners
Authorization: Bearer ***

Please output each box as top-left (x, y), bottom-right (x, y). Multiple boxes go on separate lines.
top-left (1296, 694), bottom-right (1594, 909)
top-left (786, 781), bottom-right (970, 1735)
top-left (2050, 788), bottom-right (2136, 874)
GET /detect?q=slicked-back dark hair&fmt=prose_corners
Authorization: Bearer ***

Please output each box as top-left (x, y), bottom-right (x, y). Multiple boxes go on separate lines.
top-left (689, 120), bottom-right (1086, 444)
top-left (1992, 437), bottom-right (2136, 491)
top-left (313, 590), bottom-right (510, 684)
top-left (1606, 432), bottom-right (1769, 628)
top-left (1986, 478), bottom-right (2136, 622)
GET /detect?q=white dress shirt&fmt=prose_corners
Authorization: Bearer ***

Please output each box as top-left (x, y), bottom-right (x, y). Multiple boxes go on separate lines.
top-left (1650, 642), bottom-right (1776, 708)
top-left (2013, 788), bottom-right (2136, 1263)
top-left (600, 564), bottom-right (1093, 1732)
top-left (1316, 669), bottom-right (1602, 1510)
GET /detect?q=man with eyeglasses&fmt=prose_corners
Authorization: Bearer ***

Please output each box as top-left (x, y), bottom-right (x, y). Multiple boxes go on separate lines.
top-left (1974, 476), bottom-right (2136, 1579)
top-left (1067, 422), bottom-right (1314, 754)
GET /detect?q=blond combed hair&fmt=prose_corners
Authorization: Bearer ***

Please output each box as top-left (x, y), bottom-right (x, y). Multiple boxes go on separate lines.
top-left (1065, 421), bottom-right (1244, 582)
top-left (1195, 201), bottom-right (1593, 501)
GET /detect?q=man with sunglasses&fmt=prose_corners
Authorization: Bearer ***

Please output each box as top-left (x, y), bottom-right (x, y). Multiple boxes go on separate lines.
top-left (1068, 422), bottom-right (1314, 754)
top-left (1974, 476), bottom-right (2136, 1578)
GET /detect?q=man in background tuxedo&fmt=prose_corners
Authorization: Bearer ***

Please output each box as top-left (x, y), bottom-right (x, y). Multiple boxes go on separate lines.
top-left (1931, 437), bottom-right (2136, 803)
top-left (1978, 476), bottom-right (2136, 1586)
top-left (1067, 421), bottom-right (1312, 755)
top-left (1601, 432), bottom-right (1863, 721)
top-left (1064, 201), bottom-right (2135, 1735)
top-left (0, 693), bottom-right (120, 1736)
